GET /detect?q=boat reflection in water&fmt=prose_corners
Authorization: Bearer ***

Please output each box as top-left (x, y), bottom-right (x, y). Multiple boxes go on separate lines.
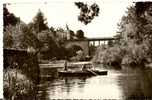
top-left (38, 69), bottom-right (123, 99)
top-left (37, 65), bottom-right (152, 99)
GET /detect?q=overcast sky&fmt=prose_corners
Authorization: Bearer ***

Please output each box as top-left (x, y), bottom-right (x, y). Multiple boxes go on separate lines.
top-left (4, 0), bottom-right (134, 38)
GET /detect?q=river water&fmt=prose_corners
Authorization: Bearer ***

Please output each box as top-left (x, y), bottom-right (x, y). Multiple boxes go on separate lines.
top-left (37, 66), bottom-right (152, 100)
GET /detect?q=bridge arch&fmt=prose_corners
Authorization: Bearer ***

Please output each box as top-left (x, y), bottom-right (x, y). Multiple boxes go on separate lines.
top-left (64, 40), bottom-right (89, 57)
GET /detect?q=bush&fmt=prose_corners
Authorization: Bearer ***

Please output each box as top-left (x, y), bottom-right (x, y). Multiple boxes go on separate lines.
top-left (4, 69), bottom-right (35, 100)
top-left (122, 40), bottom-right (150, 67)
top-left (70, 50), bottom-right (85, 61)
top-left (92, 45), bottom-right (107, 63)
top-left (93, 45), bottom-right (125, 68)
top-left (93, 40), bottom-right (151, 68)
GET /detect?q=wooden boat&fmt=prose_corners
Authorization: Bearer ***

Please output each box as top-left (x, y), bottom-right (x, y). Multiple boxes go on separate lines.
top-left (58, 62), bottom-right (107, 77)
top-left (58, 70), bottom-right (107, 77)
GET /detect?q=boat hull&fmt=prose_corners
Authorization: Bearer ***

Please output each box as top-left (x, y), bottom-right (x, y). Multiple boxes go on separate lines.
top-left (58, 70), bottom-right (107, 77)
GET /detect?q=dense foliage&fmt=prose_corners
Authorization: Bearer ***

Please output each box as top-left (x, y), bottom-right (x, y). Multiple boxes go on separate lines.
top-left (3, 4), bottom-right (19, 29)
top-left (29, 9), bottom-right (48, 33)
top-left (75, 2), bottom-right (100, 25)
top-left (4, 69), bottom-right (35, 100)
top-left (76, 30), bottom-right (85, 39)
top-left (93, 2), bottom-right (152, 68)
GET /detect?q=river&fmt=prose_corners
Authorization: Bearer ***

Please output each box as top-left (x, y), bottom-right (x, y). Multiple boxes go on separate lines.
top-left (37, 65), bottom-right (152, 100)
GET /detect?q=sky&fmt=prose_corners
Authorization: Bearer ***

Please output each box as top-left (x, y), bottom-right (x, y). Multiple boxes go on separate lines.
top-left (3, 0), bottom-right (135, 38)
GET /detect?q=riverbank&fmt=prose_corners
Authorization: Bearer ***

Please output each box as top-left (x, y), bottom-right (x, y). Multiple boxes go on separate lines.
top-left (3, 49), bottom-right (40, 100)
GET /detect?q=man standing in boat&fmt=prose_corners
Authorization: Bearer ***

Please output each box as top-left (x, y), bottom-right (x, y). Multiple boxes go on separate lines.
top-left (64, 56), bottom-right (68, 71)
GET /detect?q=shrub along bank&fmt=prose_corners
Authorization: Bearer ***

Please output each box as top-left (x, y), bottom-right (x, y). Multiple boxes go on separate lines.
top-left (4, 49), bottom-right (39, 100)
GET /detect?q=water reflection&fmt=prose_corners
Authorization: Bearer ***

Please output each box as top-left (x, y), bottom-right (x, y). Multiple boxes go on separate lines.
top-left (37, 67), bottom-right (152, 99)
top-left (119, 68), bottom-right (152, 99)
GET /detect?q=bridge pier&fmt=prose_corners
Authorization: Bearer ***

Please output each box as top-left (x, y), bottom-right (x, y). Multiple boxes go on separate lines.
top-left (93, 41), bottom-right (95, 46)
top-left (98, 41), bottom-right (100, 46)
top-left (104, 41), bottom-right (105, 45)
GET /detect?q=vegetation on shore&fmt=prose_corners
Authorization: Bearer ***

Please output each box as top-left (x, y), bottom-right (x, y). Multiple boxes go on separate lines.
top-left (93, 2), bottom-right (152, 68)
top-left (4, 69), bottom-right (35, 100)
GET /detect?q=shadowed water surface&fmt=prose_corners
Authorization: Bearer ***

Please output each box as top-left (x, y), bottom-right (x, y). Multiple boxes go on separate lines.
top-left (37, 66), bottom-right (152, 99)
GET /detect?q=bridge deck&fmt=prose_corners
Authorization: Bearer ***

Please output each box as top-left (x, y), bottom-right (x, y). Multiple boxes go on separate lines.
top-left (88, 37), bottom-right (118, 41)
top-left (65, 37), bottom-right (118, 42)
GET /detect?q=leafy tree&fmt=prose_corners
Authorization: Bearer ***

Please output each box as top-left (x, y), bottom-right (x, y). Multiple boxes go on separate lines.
top-left (94, 2), bottom-right (152, 67)
top-left (75, 2), bottom-right (100, 25)
top-left (4, 22), bottom-right (42, 52)
top-left (66, 45), bottom-right (82, 58)
top-left (118, 2), bottom-right (152, 44)
top-left (135, 2), bottom-right (152, 17)
top-left (37, 30), bottom-right (65, 59)
top-left (121, 41), bottom-right (150, 66)
top-left (70, 50), bottom-right (85, 61)
top-left (4, 23), bottom-right (25, 49)
top-left (49, 27), bottom-right (56, 36)
top-left (22, 26), bottom-right (42, 50)
top-left (3, 4), bottom-right (19, 29)
top-left (31, 9), bottom-right (48, 33)
top-left (76, 30), bottom-right (85, 39)
top-left (117, 2), bottom-right (152, 64)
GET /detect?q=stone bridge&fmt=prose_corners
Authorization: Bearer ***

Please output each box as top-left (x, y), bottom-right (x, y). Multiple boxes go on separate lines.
top-left (64, 37), bottom-right (118, 57)
top-left (64, 40), bottom-right (89, 56)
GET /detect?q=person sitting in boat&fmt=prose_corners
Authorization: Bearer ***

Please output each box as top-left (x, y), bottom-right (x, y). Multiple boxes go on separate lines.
top-left (82, 64), bottom-right (98, 75)
top-left (82, 64), bottom-right (88, 71)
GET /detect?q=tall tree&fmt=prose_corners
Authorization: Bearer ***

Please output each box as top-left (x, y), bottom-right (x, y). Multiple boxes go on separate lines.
top-left (118, 2), bottom-right (152, 44)
top-left (76, 30), bottom-right (85, 39)
top-left (4, 22), bottom-right (41, 50)
top-left (4, 23), bottom-right (26, 49)
top-left (117, 2), bottom-right (152, 64)
top-left (3, 4), bottom-right (19, 29)
top-left (31, 9), bottom-right (48, 33)
top-left (37, 30), bottom-right (63, 59)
